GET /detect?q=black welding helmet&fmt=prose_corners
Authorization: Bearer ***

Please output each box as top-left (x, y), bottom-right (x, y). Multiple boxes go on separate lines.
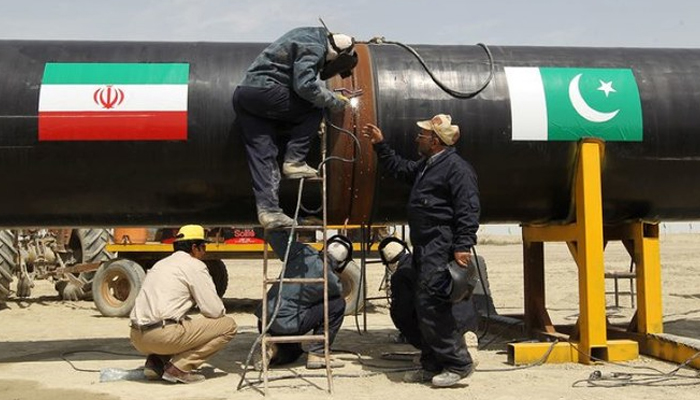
top-left (448, 260), bottom-right (477, 303)
top-left (320, 33), bottom-right (358, 80)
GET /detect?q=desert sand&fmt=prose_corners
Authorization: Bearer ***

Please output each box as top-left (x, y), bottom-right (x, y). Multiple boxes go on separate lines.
top-left (1, 233), bottom-right (699, 400)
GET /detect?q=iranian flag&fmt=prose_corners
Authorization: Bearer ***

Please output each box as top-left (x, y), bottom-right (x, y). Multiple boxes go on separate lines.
top-left (504, 67), bottom-right (643, 141)
top-left (38, 63), bottom-right (189, 141)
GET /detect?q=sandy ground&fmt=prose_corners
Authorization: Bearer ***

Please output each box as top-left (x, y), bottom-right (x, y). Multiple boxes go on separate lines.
top-left (1, 233), bottom-right (700, 400)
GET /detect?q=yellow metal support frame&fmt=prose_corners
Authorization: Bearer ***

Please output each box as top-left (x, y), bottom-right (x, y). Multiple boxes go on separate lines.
top-left (510, 138), bottom-right (658, 365)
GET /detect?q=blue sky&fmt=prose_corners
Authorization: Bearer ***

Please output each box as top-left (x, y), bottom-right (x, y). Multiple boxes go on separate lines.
top-left (1, 0), bottom-right (699, 47)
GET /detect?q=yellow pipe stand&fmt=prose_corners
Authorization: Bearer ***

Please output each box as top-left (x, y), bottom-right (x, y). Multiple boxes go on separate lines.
top-left (509, 139), bottom-right (697, 368)
top-left (509, 138), bottom-right (643, 365)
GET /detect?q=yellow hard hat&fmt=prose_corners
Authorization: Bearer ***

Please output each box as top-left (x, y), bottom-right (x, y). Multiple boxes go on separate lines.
top-left (174, 224), bottom-right (209, 242)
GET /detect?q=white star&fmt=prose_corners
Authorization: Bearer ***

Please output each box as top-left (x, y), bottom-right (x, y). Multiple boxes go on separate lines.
top-left (597, 80), bottom-right (616, 97)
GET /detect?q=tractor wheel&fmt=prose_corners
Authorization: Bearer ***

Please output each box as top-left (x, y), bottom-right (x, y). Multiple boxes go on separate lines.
top-left (203, 259), bottom-right (229, 298)
top-left (71, 229), bottom-right (113, 264)
top-left (92, 258), bottom-right (145, 317)
top-left (0, 230), bottom-right (17, 304)
top-left (57, 229), bottom-right (114, 300)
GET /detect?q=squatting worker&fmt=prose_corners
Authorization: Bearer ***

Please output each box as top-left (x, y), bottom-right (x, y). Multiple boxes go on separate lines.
top-left (254, 231), bottom-right (349, 370)
top-left (129, 225), bottom-right (237, 384)
top-left (379, 237), bottom-right (480, 364)
top-left (362, 114), bottom-right (480, 388)
top-left (233, 26), bottom-right (358, 229)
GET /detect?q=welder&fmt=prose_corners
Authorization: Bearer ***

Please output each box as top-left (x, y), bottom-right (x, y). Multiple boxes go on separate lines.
top-left (254, 231), bottom-right (351, 369)
top-left (233, 26), bottom-right (358, 229)
top-left (379, 237), bottom-right (479, 354)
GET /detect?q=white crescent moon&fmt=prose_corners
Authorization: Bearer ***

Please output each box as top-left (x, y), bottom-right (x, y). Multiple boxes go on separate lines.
top-left (568, 73), bottom-right (619, 123)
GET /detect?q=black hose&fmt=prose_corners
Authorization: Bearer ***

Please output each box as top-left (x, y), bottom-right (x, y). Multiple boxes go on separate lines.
top-left (368, 37), bottom-right (495, 99)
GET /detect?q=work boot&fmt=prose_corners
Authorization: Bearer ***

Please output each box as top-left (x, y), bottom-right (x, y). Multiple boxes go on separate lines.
top-left (258, 211), bottom-right (295, 229)
top-left (282, 161), bottom-right (318, 179)
top-left (306, 353), bottom-right (345, 369)
top-left (143, 354), bottom-right (168, 381)
top-left (431, 363), bottom-right (475, 388)
top-left (162, 362), bottom-right (205, 384)
top-left (403, 369), bottom-right (439, 383)
top-left (253, 343), bottom-right (278, 371)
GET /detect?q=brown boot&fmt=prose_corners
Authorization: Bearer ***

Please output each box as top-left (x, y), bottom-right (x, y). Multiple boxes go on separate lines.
top-left (306, 353), bottom-right (345, 369)
top-left (162, 362), bottom-right (205, 384)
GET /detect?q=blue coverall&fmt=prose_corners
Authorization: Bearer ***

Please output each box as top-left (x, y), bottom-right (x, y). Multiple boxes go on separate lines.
top-left (255, 231), bottom-right (345, 364)
top-left (233, 27), bottom-right (345, 214)
top-left (390, 251), bottom-right (479, 350)
top-left (375, 142), bottom-right (480, 376)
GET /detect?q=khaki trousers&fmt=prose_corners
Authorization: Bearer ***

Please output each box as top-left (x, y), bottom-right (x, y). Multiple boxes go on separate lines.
top-left (130, 315), bottom-right (237, 371)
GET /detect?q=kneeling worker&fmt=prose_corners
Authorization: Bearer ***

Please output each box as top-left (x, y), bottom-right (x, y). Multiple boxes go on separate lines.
top-left (255, 231), bottom-right (350, 369)
top-left (379, 237), bottom-right (479, 362)
top-left (129, 225), bottom-right (237, 384)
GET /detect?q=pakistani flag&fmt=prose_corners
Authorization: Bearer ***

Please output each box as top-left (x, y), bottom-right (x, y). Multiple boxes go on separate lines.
top-left (504, 67), bottom-right (643, 141)
top-left (38, 63), bottom-right (189, 141)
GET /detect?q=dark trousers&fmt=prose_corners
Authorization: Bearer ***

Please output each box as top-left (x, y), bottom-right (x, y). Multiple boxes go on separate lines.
top-left (259, 297), bottom-right (346, 365)
top-left (390, 263), bottom-right (478, 351)
top-left (413, 233), bottom-right (473, 375)
top-left (232, 85), bottom-right (323, 212)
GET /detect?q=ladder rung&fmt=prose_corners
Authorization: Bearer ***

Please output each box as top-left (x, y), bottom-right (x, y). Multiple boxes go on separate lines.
top-left (265, 225), bottom-right (324, 231)
top-left (265, 277), bottom-right (326, 284)
top-left (283, 176), bottom-right (323, 182)
top-left (264, 334), bottom-right (325, 344)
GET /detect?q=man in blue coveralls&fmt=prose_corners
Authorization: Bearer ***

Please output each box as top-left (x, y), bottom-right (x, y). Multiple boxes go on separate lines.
top-left (362, 114), bottom-right (480, 387)
top-left (233, 26), bottom-right (358, 229)
top-left (255, 231), bottom-right (350, 369)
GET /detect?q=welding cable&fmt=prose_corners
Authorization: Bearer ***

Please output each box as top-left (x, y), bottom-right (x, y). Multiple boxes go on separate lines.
top-left (239, 349), bottom-right (413, 391)
top-left (239, 370), bottom-right (384, 391)
top-left (367, 37), bottom-right (495, 99)
top-left (378, 339), bottom-right (562, 373)
top-left (60, 349), bottom-right (143, 373)
top-left (477, 322), bottom-right (529, 351)
top-left (471, 246), bottom-right (493, 344)
top-left (332, 348), bottom-right (421, 372)
top-left (473, 339), bottom-right (561, 373)
top-left (300, 113), bottom-right (361, 215)
top-left (569, 343), bottom-right (700, 388)
top-left (237, 178), bottom-right (307, 391)
top-left (376, 339), bottom-right (560, 374)
top-left (317, 114), bottom-right (362, 171)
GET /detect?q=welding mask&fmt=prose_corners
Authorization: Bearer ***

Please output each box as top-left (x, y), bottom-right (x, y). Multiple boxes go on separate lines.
top-left (378, 237), bottom-right (409, 273)
top-left (320, 53), bottom-right (358, 80)
top-left (448, 260), bottom-right (477, 303)
top-left (320, 34), bottom-right (358, 80)
top-left (325, 234), bottom-right (353, 272)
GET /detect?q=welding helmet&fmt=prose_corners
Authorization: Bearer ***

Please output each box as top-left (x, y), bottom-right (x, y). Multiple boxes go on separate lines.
top-left (378, 237), bottom-right (409, 272)
top-left (448, 260), bottom-right (477, 303)
top-left (326, 234), bottom-right (353, 272)
top-left (321, 33), bottom-right (358, 80)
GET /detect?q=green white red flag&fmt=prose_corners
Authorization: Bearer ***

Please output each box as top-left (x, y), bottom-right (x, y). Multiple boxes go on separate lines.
top-left (38, 63), bottom-right (189, 141)
top-left (504, 67), bottom-right (643, 141)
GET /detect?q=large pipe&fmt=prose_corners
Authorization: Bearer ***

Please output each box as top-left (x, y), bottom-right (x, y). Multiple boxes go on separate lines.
top-left (1, 40), bottom-right (699, 227)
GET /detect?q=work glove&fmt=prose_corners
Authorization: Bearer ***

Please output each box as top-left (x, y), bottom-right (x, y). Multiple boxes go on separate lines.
top-left (330, 93), bottom-right (350, 112)
top-left (335, 93), bottom-right (349, 103)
